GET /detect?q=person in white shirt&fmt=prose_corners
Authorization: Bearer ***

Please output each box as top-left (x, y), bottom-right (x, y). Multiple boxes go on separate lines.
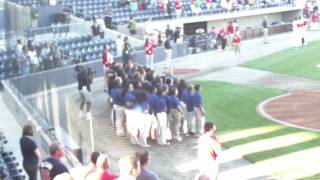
top-left (117, 154), bottom-right (140, 180)
top-left (27, 46), bottom-right (39, 73)
top-left (198, 122), bottom-right (222, 180)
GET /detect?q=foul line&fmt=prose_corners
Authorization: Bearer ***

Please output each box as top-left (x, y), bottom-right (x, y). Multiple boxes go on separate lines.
top-left (257, 93), bottom-right (320, 133)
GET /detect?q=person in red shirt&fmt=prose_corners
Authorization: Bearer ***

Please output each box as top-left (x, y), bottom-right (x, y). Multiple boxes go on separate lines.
top-left (144, 38), bottom-right (154, 70)
top-left (197, 122), bottom-right (222, 180)
top-left (219, 26), bottom-right (228, 50)
top-left (227, 21), bottom-right (235, 48)
top-left (233, 27), bottom-right (241, 56)
top-left (175, 0), bottom-right (183, 18)
top-left (102, 47), bottom-right (113, 92)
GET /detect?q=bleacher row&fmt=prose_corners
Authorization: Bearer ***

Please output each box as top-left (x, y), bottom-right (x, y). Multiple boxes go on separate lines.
top-left (9, 0), bottom-right (295, 23)
top-left (0, 131), bottom-right (25, 180)
top-left (0, 35), bottom-right (116, 80)
top-left (35, 34), bottom-right (117, 63)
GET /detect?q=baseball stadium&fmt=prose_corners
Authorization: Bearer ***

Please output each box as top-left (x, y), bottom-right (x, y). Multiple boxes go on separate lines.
top-left (0, 0), bottom-right (320, 180)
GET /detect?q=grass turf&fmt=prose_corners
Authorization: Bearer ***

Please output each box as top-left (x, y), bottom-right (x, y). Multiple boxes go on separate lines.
top-left (242, 40), bottom-right (320, 80)
top-left (198, 81), bottom-right (320, 178)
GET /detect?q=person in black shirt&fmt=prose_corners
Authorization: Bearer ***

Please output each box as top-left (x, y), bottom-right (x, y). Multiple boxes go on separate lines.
top-left (40, 143), bottom-right (69, 180)
top-left (164, 36), bottom-right (172, 67)
top-left (19, 124), bottom-right (41, 180)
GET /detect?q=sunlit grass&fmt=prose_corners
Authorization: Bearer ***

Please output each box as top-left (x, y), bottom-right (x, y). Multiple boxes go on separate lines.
top-left (242, 40), bottom-right (320, 80)
top-left (197, 81), bottom-right (320, 179)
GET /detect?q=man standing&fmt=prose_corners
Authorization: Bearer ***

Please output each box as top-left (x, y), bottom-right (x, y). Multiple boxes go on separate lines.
top-left (75, 64), bottom-right (94, 120)
top-left (40, 143), bottom-right (69, 180)
top-left (20, 125), bottom-right (41, 180)
top-left (136, 149), bottom-right (159, 180)
top-left (144, 38), bottom-right (154, 70)
top-left (192, 84), bottom-right (205, 136)
top-left (198, 122), bottom-right (222, 180)
top-left (164, 36), bottom-right (172, 67)
top-left (102, 47), bottom-right (113, 92)
top-left (262, 16), bottom-right (268, 44)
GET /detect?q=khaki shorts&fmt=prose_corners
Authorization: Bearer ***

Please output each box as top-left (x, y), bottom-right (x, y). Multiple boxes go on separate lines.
top-left (79, 89), bottom-right (92, 103)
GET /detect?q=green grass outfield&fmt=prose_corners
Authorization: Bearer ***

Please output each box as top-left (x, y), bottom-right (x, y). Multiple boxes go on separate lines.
top-left (242, 40), bottom-right (320, 80)
top-left (199, 81), bottom-right (320, 179)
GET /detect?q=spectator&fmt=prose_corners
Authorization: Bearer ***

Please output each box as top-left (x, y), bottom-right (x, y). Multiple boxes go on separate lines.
top-left (104, 3), bottom-right (113, 29)
top-left (83, 151), bottom-right (100, 179)
top-left (219, 26), bottom-right (228, 50)
top-left (173, 27), bottom-right (181, 43)
top-left (86, 154), bottom-right (118, 180)
top-left (128, 16), bottom-right (137, 35)
top-left (27, 45), bottom-right (39, 73)
top-left (96, 15), bottom-right (106, 38)
top-left (227, 21), bottom-right (235, 48)
top-left (175, 0), bottom-right (183, 18)
top-left (40, 143), bottom-right (69, 180)
top-left (210, 26), bottom-right (218, 49)
top-left (116, 34), bottom-right (123, 57)
top-left (75, 64), bottom-right (94, 120)
top-left (40, 42), bottom-right (52, 70)
top-left (122, 37), bottom-right (133, 65)
top-left (30, 4), bottom-right (39, 28)
top-left (233, 28), bottom-right (242, 56)
top-left (191, 0), bottom-right (201, 15)
top-left (144, 38), bottom-right (154, 70)
top-left (164, 36), bottom-right (172, 67)
top-left (165, 24), bottom-right (174, 39)
top-left (197, 122), bottom-right (222, 180)
top-left (91, 19), bottom-right (101, 39)
top-left (102, 46), bottom-right (114, 92)
top-left (117, 155), bottom-right (141, 180)
top-left (167, 0), bottom-right (174, 18)
top-left (136, 149), bottom-right (159, 180)
top-left (262, 16), bottom-right (268, 44)
top-left (130, 0), bottom-right (138, 12)
top-left (19, 124), bottom-right (41, 180)
top-left (20, 46), bottom-right (30, 75)
top-left (100, 154), bottom-right (118, 180)
top-left (51, 43), bottom-right (62, 68)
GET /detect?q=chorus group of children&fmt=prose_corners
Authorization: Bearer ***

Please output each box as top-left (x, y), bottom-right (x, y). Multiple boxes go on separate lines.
top-left (104, 61), bottom-right (205, 147)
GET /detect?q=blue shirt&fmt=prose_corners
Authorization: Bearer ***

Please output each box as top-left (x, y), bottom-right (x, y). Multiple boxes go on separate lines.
top-left (133, 101), bottom-right (149, 113)
top-left (124, 91), bottom-right (136, 106)
top-left (151, 95), bottom-right (167, 114)
top-left (137, 169), bottom-right (158, 180)
top-left (110, 87), bottom-right (122, 105)
top-left (193, 91), bottom-right (202, 108)
top-left (180, 88), bottom-right (189, 103)
top-left (169, 95), bottom-right (181, 109)
top-left (147, 92), bottom-right (157, 114)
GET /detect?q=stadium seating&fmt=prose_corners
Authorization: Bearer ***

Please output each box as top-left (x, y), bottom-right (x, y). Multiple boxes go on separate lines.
top-left (35, 34), bottom-right (117, 63)
top-left (8, 0), bottom-right (295, 23)
top-left (0, 131), bottom-right (25, 180)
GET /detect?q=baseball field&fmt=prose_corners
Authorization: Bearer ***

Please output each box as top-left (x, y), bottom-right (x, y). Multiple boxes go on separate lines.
top-left (201, 40), bottom-right (320, 179)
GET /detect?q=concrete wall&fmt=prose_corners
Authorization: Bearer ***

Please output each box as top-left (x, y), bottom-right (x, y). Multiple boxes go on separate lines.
top-left (38, 5), bottom-right (64, 27)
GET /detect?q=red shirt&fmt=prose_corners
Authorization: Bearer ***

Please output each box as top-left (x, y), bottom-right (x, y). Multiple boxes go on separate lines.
top-left (175, 0), bottom-right (183, 9)
top-left (233, 34), bottom-right (241, 43)
top-left (219, 28), bottom-right (228, 39)
top-left (227, 24), bottom-right (235, 34)
top-left (144, 43), bottom-right (154, 55)
top-left (101, 170), bottom-right (118, 180)
top-left (102, 51), bottom-right (112, 68)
